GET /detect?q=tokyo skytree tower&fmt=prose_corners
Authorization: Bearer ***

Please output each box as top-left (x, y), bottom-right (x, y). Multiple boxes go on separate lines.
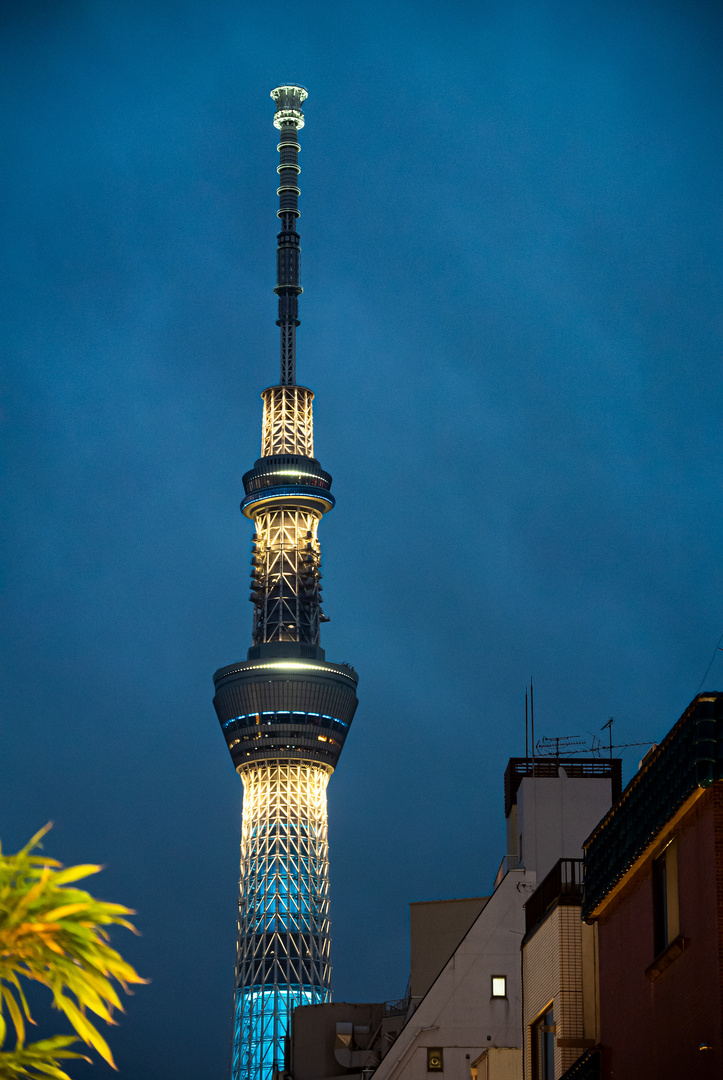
top-left (212, 86), bottom-right (359, 1080)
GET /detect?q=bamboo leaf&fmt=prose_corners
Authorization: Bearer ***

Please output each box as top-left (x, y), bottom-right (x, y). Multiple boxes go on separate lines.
top-left (0, 827), bottom-right (144, 1074)
top-left (2, 985), bottom-right (25, 1046)
top-left (19, 1064), bottom-right (73, 1079)
top-left (4, 971), bottom-right (33, 1025)
top-left (17, 825), bottom-right (53, 857)
top-left (47, 866), bottom-right (102, 887)
top-left (56, 998), bottom-right (116, 1070)
top-left (40, 904), bottom-right (91, 922)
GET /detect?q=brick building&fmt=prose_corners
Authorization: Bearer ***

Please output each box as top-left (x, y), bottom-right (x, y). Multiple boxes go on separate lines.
top-left (582, 692), bottom-right (723, 1080)
top-left (522, 859), bottom-right (598, 1079)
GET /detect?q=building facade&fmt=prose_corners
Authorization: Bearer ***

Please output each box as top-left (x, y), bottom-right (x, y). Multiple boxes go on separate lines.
top-left (582, 692), bottom-right (723, 1080)
top-left (364, 759), bottom-right (616, 1080)
top-left (280, 756), bottom-right (617, 1080)
top-left (522, 859), bottom-right (599, 1080)
top-left (212, 86), bottom-right (359, 1080)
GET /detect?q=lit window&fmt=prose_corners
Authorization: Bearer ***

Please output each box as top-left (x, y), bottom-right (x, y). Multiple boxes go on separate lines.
top-left (491, 976), bottom-right (506, 998)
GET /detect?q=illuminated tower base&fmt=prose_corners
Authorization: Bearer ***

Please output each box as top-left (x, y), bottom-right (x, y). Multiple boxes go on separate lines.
top-left (232, 761), bottom-right (332, 1079)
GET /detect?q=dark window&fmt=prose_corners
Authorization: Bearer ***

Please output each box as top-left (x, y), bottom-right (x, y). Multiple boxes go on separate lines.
top-left (427, 1048), bottom-right (443, 1072)
top-left (531, 1006), bottom-right (555, 1080)
top-left (653, 837), bottom-right (679, 955)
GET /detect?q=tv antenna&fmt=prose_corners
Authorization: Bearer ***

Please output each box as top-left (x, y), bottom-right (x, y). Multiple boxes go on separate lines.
top-left (533, 717), bottom-right (654, 759)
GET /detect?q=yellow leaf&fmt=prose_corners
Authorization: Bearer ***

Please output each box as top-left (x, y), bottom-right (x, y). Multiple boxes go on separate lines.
top-left (58, 997), bottom-right (116, 1070)
top-left (50, 866), bottom-right (102, 887)
top-left (14, 871), bottom-right (52, 913)
top-left (2, 985), bottom-right (25, 1046)
top-left (20, 823), bottom-right (54, 855)
top-left (41, 904), bottom-right (91, 922)
top-left (4, 970), bottom-right (33, 1024)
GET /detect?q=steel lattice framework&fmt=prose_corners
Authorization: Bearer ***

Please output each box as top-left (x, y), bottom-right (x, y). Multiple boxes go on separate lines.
top-left (213, 84), bottom-right (359, 1080)
top-left (250, 508), bottom-right (322, 646)
top-left (231, 762), bottom-right (332, 1080)
top-left (261, 386), bottom-right (314, 458)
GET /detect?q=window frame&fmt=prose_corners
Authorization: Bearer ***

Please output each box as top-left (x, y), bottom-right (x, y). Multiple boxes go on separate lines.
top-left (490, 975), bottom-right (507, 998)
top-left (530, 1004), bottom-right (555, 1080)
top-left (653, 837), bottom-right (679, 956)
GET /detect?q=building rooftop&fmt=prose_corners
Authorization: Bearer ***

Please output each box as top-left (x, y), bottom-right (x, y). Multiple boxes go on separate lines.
top-left (504, 756), bottom-right (622, 818)
top-left (582, 691), bottom-right (723, 918)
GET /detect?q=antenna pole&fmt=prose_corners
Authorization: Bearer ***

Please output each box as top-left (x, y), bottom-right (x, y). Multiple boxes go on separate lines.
top-left (525, 691), bottom-right (529, 764)
top-left (530, 679), bottom-right (535, 777)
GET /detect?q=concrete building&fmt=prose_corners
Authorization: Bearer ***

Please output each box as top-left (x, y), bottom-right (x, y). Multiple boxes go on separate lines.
top-left (366, 759), bottom-right (617, 1080)
top-left (280, 756), bottom-right (619, 1080)
top-left (410, 898), bottom-right (490, 1006)
top-left (282, 900), bottom-right (491, 1080)
top-left (503, 758), bottom-right (621, 881)
top-left (582, 691), bottom-right (723, 1080)
top-left (285, 1002), bottom-right (407, 1080)
top-left (469, 1047), bottom-right (522, 1080)
top-left (508, 759), bottom-right (618, 1080)
top-left (280, 758), bottom-right (617, 1080)
top-left (369, 865), bottom-right (536, 1080)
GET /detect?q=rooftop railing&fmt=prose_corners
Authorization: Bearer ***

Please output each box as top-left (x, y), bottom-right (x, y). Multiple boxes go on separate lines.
top-left (524, 858), bottom-right (584, 935)
top-left (504, 758), bottom-right (622, 818)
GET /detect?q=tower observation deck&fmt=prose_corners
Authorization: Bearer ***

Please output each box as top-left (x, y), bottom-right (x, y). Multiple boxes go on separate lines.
top-left (213, 86), bottom-right (359, 1080)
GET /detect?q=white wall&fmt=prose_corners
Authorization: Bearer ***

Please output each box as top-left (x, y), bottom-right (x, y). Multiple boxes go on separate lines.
top-left (472, 1047), bottom-right (522, 1080)
top-left (371, 869), bottom-right (536, 1080)
top-left (368, 770), bottom-right (612, 1080)
top-left (516, 773), bottom-right (611, 879)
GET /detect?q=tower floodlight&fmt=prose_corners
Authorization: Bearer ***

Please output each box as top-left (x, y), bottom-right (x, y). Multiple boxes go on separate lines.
top-left (212, 86), bottom-right (359, 1080)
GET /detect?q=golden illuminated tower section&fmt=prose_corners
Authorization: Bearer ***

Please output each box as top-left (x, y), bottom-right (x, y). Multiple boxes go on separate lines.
top-left (212, 85), bottom-right (359, 1080)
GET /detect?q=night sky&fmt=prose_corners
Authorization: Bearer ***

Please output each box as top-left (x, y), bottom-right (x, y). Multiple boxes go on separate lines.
top-left (2, 1), bottom-right (721, 1077)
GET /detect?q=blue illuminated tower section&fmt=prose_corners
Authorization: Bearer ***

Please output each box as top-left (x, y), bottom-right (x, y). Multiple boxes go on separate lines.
top-left (212, 86), bottom-right (359, 1080)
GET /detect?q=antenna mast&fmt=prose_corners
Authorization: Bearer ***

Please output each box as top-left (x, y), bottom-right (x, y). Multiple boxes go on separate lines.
top-left (271, 85), bottom-right (307, 386)
top-left (530, 679), bottom-right (535, 776)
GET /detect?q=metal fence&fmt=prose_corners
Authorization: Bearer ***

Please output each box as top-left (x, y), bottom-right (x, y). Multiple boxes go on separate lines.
top-left (524, 858), bottom-right (584, 935)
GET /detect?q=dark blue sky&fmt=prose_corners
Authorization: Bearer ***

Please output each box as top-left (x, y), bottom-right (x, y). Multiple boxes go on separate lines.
top-left (2, 1), bottom-right (721, 1077)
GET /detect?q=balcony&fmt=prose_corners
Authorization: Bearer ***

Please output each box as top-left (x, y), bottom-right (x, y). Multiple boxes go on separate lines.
top-left (524, 858), bottom-right (584, 936)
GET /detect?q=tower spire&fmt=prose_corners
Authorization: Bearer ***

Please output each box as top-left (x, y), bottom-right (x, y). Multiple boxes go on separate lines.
top-left (271, 84), bottom-right (307, 386)
top-left (212, 86), bottom-right (359, 1080)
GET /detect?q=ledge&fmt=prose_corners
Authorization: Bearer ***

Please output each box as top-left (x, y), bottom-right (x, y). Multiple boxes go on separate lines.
top-left (645, 935), bottom-right (686, 981)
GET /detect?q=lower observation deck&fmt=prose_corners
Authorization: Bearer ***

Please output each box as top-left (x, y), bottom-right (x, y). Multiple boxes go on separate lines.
top-left (213, 643), bottom-right (358, 771)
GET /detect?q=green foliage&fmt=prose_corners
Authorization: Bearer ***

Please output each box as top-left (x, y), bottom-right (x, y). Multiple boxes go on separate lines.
top-left (0, 1035), bottom-right (87, 1079)
top-left (0, 825), bottom-right (146, 1077)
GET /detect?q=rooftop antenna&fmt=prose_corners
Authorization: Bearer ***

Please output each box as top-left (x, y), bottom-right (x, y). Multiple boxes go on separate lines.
top-left (602, 716), bottom-right (614, 760)
top-left (534, 730), bottom-right (653, 757)
top-left (530, 678), bottom-right (535, 777)
top-left (535, 735), bottom-right (590, 757)
top-left (525, 690), bottom-right (529, 764)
